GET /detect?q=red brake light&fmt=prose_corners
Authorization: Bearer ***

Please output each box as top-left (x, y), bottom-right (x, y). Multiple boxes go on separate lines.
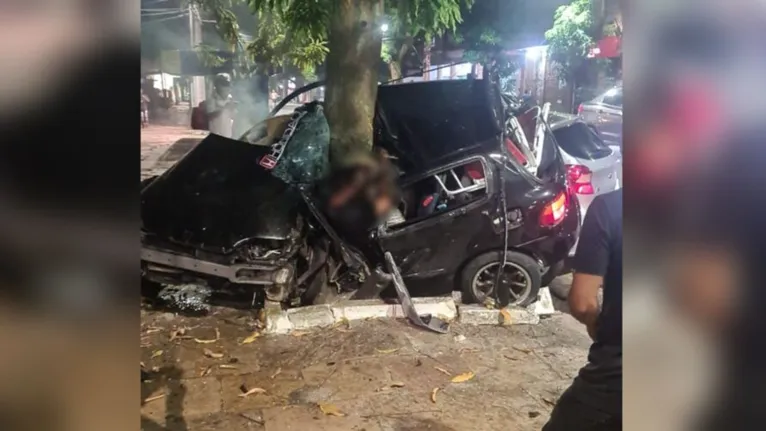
top-left (577, 104), bottom-right (584, 115)
top-left (540, 191), bottom-right (568, 227)
top-left (566, 164), bottom-right (594, 195)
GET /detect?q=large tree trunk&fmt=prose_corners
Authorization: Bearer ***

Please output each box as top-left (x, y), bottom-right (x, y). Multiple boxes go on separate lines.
top-left (325, 0), bottom-right (383, 166)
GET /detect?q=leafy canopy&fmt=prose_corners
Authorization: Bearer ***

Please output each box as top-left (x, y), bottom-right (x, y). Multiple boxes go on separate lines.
top-left (544, 0), bottom-right (594, 83)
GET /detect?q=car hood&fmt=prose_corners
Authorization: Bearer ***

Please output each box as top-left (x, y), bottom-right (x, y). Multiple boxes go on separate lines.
top-left (141, 133), bottom-right (301, 253)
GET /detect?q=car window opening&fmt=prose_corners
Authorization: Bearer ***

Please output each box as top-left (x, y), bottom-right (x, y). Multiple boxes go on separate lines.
top-left (385, 160), bottom-right (488, 229)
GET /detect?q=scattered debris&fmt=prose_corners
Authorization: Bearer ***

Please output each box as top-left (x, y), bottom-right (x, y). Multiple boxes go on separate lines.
top-left (434, 366), bottom-right (452, 377)
top-left (318, 403), bottom-right (345, 417)
top-left (241, 332), bottom-right (262, 345)
top-left (454, 334), bottom-right (466, 343)
top-left (239, 387), bottom-right (267, 397)
top-left (416, 359), bottom-right (423, 367)
top-left (500, 309), bottom-right (512, 325)
top-left (150, 350), bottom-right (163, 359)
top-left (376, 348), bottom-right (400, 354)
top-left (459, 348), bottom-right (480, 354)
top-left (503, 354), bottom-right (519, 361)
top-left (512, 346), bottom-right (533, 354)
top-left (157, 284), bottom-right (212, 314)
top-left (151, 366), bottom-right (160, 373)
top-left (200, 366), bottom-right (213, 377)
top-left (229, 357), bottom-right (239, 364)
top-left (144, 327), bottom-right (162, 334)
top-left (169, 327), bottom-right (187, 341)
top-left (528, 411), bottom-right (540, 419)
top-left (203, 348), bottom-right (224, 359)
top-left (239, 412), bottom-right (265, 425)
top-left (451, 372), bottom-right (475, 383)
top-left (144, 394), bottom-right (165, 403)
top-left (219, 365), bottom-right (238, 370)
top-left (430, 387), bottom-right (440, 403)
top-left (194, 328), bottom-right (220, 344)
top-left (291, 330), bottom-right (311, 337)
top-left (140, 361), bottom-right (146, 368)
top-left (390, 382), bottom-right (405, 388)
top-left (271, 368), bottom-right (282, 379)
top-left (542, 397), bottom-right (556, 406)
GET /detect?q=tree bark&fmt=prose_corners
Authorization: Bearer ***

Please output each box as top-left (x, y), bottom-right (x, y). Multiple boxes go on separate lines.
top-left (325, 0), bottom-right (383, 166)
top-left (388, 61), bottom-right (402, 80)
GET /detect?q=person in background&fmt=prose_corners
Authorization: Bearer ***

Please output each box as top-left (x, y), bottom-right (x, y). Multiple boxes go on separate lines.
top-left (207, 74), bottom-right (235, 137)
top-left (543, 189), bottom-right (622, 430)
top-left (140, 89), bottom-right (150, 128)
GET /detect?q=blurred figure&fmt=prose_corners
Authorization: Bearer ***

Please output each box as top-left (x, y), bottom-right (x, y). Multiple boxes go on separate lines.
top-left (544, 189), bottom-right (622, 431)
top-left (207, 73), bottom-right (235, 137)
top-left (140, 88), bottom-right (150, 128)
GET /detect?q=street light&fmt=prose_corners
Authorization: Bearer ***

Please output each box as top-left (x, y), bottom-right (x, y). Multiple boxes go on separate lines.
top-left (380, 23), bottom-right (389, 33)
top-left (525, 46), bottom-right (547, 61)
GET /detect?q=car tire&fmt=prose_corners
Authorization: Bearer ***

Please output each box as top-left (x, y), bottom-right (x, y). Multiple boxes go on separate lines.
top-left (460, 250), bottom-right (542, 307)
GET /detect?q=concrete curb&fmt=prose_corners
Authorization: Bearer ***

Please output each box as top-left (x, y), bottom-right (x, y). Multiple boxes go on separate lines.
top-left (263, 288), bottom-right (556, 334)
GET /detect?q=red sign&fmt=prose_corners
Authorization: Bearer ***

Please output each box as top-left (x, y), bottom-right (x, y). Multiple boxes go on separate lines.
top-left (588, 36), bottom-right (621, 58)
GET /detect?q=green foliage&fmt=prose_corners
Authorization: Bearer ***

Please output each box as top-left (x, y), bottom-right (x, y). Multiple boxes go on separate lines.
top-left (544, 0), bottom-right (594, 84)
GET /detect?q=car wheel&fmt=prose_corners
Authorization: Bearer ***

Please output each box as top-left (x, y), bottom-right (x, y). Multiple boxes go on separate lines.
top-left (460, 250), bottom-right (541, 307)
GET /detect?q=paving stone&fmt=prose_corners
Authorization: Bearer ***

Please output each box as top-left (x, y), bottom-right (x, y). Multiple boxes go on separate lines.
top-left (263, 308), bottom-right (293, 334)
top-left (287, 304), bottom-right (335, 330)
top-left (458, 305), bottom-right (540, 325)
top-left (390, 297), bottom-right (458, 321)
top-left (331, 299), bottom-right (391, 321)
top-left (532, 287), bottom-right (556, 316)
top-left (263, 404), bottom-right (381, 431)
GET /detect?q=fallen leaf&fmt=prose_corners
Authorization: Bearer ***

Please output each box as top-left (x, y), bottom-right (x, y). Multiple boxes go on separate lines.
top-left (434, 366), bottom-right (452, 377)
top-left (140, 361), bottom-right (146, 369)
top-left (376, 348), bottom-right (400, 354)
top-left (144, 394), bottom-right (165, 403)
top-left (512, 346), bottom-right (533, 354)
top-left (194, 328), bottom-right (221, 344)
top-left (451, 372), bottom-right (475, 383)
top-left (151, 366), bottom-right (160, 373)
top-left (219, 365), bottom-right (238, 369)
top-left (291, 330), bottom-right (311, 337)
top-left (430, 387), bottom-right (440, 403)
top-left (241, 332), bottom-right (261, 345)
top-left (270, 368), bottom-right (282, 379)
top-left (390, 382), bottom-right (405, 388)
top-left (503, 354), bottom-right (519, 361)
top-left (500, 309), bottom-right (512, 325)
top-left (238, 387), bottom-right (267, 397)
top-left (318, 403), bottom-right (345, 417)
top-left (144, 328), bottom-right (162, 334)
top-left (200, 366), bottom-right (213, 377)
top-left (542, 397), bottom-right (556, 406)
top-left (150, 350), bottom-right (163, 359)
top-left (203, 349), bottom-right (224, 359)
top-left (169, 327), bottom-right (187, 342)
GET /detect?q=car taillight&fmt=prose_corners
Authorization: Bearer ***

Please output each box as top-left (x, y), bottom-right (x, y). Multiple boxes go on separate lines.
top-left (540, 191), bottom-right (568, 227)
top-left (577, 104), bottom-right (584, 115)
top-left (566, 164), bottom-right (595, 195)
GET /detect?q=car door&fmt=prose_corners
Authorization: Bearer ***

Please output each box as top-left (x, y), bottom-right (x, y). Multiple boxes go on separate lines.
top-left (597, 87), bottom-right (623, 146)
top-left (375, 156), bottom-right (497, 282)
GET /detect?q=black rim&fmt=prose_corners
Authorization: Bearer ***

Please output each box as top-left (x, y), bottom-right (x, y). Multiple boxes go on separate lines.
top-left (471, 262), bottom-right (532, 305)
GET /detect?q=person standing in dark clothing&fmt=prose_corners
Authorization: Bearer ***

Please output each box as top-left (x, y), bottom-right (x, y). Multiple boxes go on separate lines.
top-left (543, 189), bottom-right (622, 430)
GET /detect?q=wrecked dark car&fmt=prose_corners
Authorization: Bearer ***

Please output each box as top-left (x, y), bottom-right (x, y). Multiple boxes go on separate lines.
top-left (141, 79), bottom-right (580, 310)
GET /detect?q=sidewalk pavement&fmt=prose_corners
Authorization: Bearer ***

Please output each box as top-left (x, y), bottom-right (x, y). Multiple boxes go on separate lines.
top-left (141, 125), bottom-right (207, 180)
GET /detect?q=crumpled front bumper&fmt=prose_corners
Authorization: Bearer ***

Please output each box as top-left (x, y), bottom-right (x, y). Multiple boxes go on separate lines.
top-left (141, 247), bottom-right (292, 285)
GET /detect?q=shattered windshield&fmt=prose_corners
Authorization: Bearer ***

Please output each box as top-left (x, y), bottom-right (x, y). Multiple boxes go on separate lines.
top-left (240, 103), bottom-right (331, 186)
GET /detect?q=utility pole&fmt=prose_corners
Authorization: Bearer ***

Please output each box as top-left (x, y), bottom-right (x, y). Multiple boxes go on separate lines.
top-left (189, 4), bottom-right (206, 107)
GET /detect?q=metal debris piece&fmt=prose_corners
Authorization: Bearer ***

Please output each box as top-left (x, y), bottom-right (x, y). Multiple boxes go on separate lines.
top-left (157, 284), bottom-right (212, 313)
top-left (384, 252), bottom-right (449, 334)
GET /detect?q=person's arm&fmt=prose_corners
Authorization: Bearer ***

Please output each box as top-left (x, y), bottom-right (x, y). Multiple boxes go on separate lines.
top-left (570, 196), bottom-right (611, 340)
